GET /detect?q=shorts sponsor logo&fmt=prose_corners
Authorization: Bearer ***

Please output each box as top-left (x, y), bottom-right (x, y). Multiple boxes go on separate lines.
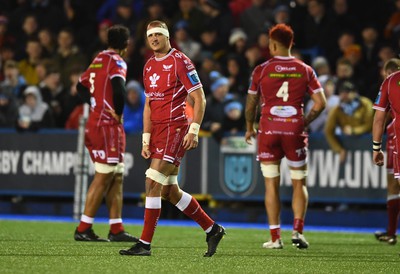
top-left (92, 150), bottom-right (106, 159)
top-left (156, 148), bottom-right (164, 153)
top-left (259, 152), bottom-right (274, 158)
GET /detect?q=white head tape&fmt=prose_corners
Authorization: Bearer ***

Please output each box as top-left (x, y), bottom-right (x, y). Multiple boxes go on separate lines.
top-left (147, 27), bottom-right (169, 38)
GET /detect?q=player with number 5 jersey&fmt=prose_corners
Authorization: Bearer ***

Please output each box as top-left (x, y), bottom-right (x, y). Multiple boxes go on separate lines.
top-left (245, 24), bottom-right (326, 250)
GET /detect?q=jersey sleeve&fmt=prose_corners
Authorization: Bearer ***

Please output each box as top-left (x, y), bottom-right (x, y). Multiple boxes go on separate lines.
top-left (109, 55), bottom-right (127, 81)
top-left (306, 66), bottom-right (323, 95)
top-left (248, 65), bottom-right (262, 95)
top-left (176, 55), bottom-right (202, 93)
top-left (373, 80), bottom-right (389, 112)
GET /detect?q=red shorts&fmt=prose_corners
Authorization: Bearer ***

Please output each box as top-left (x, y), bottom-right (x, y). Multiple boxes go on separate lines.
top-left (257, 131), bottom-right (308, 166)
top-left (386, 122), bottom-right (395, 173)
top-left (85, 119), bottom-right (125, 164)
top-left (150, 121), bottom-right (189, 166)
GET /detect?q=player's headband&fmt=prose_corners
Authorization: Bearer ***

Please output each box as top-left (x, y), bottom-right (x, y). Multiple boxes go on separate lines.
top-left (146, 27), bottom-right (169, 38)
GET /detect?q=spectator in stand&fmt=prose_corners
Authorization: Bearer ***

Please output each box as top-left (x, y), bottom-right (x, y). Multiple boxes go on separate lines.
top-left (87, 19), bottom-right (113, 59)
top-left (240, 0), bottom-right (274, 46)
top-left (288, 0), bottom-right (308, 48)
top-left (224, 54), bottom-right (249, 101)
top-left (200, 0), bottom-right (234, 49)
top-left (384, 0), bottom-right (400, 41)
top-left (17, 85), bottom-right (54, 131)
top-left (305, 76), bottom-right (339, 133)
top-left (302, 0), bottom-right (335, 56)
top-left (221, 100), bottom-right (245, 140)
top-left (329, 0), bottom-right (360, 43)
top-left (18, 38), bottom-right (43, 85)
top-left (123, 80), bottom-right (145, 134)
top-left (328, 30), bottom-right (356, 71)
top-left (378, 44), bottom-right (397, 70)
top-left (197, 51), bottom-right (219, 96)
top-left (14, 14), bottom-right (39, 61)
top-left (335, 57), bottom-right (361, 92)
top-left (245, 45), bottom-right (263, 71)
top-left (227, 28), bottom-right (248, 65)
top-left (324, 80), bottom-right (373, 163)
top-left (0, 85), bottom-right (18, 128)
top-left (0, 15), bottom-right (15, 49)
top-left (273, 5), bottom-right (290, 25)
top-left (171, 0), bottom-right (205, 41)
top-left (201, 70), bottom-right (235, 142)
top-left (173, 20), bottom-right (202, 64)
top-left (1, 60), bottom-right (26, 100)
top-left (63, 65), bottom-right (84, 130)
top-left (38, 64), bottom-right (66, 127)
top-left (0, 44), bottom-right (16, 81)
top-left (52, 28), bottom-right (87, 88)
top-left (38, 28), bottom-right (57, 58)
top-left (342, 44), bottom-right (366, 94)
top-left (112, 0), bottom-right (137, 30)
top-left (199, 26), bottom-right (224, 59)
top-left (312, 56), bottom-right (332, 78)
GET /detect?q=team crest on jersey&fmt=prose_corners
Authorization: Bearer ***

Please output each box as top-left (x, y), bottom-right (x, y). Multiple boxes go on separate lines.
top-left (116, 60), bottom-right (127, 69)
top-left (187, 70), bottom-right (200, 85)
top-left (163, 64), bottom-right (173, 71)
top-left (149, 73), bottom-right (160, 88)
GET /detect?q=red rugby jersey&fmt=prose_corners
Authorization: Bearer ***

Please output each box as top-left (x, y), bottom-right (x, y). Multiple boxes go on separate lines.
top-left (248, 56), bottom-right (323, 133)
top-left (143, 48), bottom-right (202, 124)
top-left (79, 50), bottom-right (127, 125)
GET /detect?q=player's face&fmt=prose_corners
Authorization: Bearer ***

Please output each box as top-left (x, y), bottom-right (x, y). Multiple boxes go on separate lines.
top-left (147, 29), bottom-right (169, 53)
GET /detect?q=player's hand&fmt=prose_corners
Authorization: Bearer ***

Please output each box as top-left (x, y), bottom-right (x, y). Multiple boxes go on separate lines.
top-left (183, 133), bottom-right (198, 150)
top-left (373, 150), bottom-right (384, 166)
top-left (245, 129), bottom-right (257, 145)
top-left (105, 109), bottom-right (122, 124)
top-left (141, 145), bottom-right (151, 159)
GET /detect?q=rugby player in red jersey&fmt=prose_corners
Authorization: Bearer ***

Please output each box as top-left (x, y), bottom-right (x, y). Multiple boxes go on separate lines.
top-left (119, 20), bottom-right (225, 256)
top-left (74, 25), bottom-right (138, 242)
top-left (372, 58), bottom-right (400, 245)
top-left (245, 23), bottom-right (326, 249)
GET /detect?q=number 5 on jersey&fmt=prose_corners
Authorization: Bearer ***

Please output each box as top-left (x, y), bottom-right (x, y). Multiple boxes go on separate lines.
top-left (276, 81), bottom-right (289, 102)
top-left (89, 72), bottom-right (96, 108)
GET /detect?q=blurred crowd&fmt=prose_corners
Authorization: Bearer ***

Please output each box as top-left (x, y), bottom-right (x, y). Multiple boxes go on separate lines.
top-left (0, 0), bottom-right (398, 142)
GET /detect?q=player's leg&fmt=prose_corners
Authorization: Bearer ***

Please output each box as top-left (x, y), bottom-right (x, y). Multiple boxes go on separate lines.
top-left (74, 163), bottom-right (115, 242)
top-left (260, 160), bottom-right (283, 249)
top-left (385, 173), bottom-right (400, 243)
top-left (289, 163), bottom-right (309, 249)
top-left (120, 158), bottom-right (175, 256)
top-left (105, 164), bottom-right (138, 242)
top-left (162, 167), bottom-right (225, 257)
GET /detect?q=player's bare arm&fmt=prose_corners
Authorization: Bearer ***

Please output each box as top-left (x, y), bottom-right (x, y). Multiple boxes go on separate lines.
top-left (142, 97), bottom-right (152, 159)
top-left (372, 109), bottom-right (386, 166)
top-left (304, 91), bottom-right (326, 128)
top-left (245, 93), bottom-right (260, 144)
top-left (183, 88), bottom-right (206, 150)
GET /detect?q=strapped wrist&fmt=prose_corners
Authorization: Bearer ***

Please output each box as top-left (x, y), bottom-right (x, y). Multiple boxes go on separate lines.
top-left (188, 122), bottom-right (200, 136)
top-left (142, 133), bottom-right (151, 146)
top-left (372, 141), bottom-right (381, 151)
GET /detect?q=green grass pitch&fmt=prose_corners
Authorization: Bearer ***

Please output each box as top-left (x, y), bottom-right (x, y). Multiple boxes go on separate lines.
top-left (0, 220), bottom-right (399, 273)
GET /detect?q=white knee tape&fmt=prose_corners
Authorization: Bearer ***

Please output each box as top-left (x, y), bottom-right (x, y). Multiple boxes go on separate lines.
top-left (260, 164), bottom-right (280, 178)
top-left (166, 175), bottom-right (178, 185)
top-left (290, 169), bottom-right (308, 180)
top-left (114, 163), bottom-right (125, 174)
top-left (145, 168), bottom-right (168, 185)
top-left (94, 162), bottom-right (115, 174)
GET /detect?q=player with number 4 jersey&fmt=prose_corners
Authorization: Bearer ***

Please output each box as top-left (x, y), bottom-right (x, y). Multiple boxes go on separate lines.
top-left (245, 24), bottom-right (326, 250)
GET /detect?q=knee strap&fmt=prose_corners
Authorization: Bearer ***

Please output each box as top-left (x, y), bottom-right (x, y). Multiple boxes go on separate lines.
top-left (260, 164), bottom-right (280, 178)
top-left (94, 162), bottom-right (115, 174)
top-left (145, 168), bottom-right (168, 185)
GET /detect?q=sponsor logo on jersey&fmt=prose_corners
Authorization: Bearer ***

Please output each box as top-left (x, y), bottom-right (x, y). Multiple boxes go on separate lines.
top-left (270, 106), bottom-right (297, 117)
top-left (94, 57), bottom-right (103, 62)
top-left (163, 64), bottom-right (173, 71)
top-left (89, 63), bottom-right (103, 69)
top-left (275, 65), bottom-right (296, 72)
top-left (187, 70), bottom-right (200, 85)
top-left (116, 60), bottom-right (127, 69)
top-left (146, 66), bottom-right (152, 72)
top-left (175, 52), bottom-right (182, 58)
top-left (149, 73), bottom-right (160, 88)
top-left (269, 73), bottom-right (302, 78)
top-left (145, 91), bottom-right (164, 98)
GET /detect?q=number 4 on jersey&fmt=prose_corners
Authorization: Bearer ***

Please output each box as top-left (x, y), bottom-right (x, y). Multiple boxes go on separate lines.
top-left (276, 81), bottom-right (289, 102)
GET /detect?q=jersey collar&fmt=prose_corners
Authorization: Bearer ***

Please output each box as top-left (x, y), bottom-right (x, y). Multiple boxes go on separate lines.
top-left (154, 48), bottom-right (175, 61)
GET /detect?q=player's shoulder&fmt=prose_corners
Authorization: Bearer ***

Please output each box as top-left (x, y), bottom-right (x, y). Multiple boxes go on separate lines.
top-left (387, 70), bottom-right (400, 82)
